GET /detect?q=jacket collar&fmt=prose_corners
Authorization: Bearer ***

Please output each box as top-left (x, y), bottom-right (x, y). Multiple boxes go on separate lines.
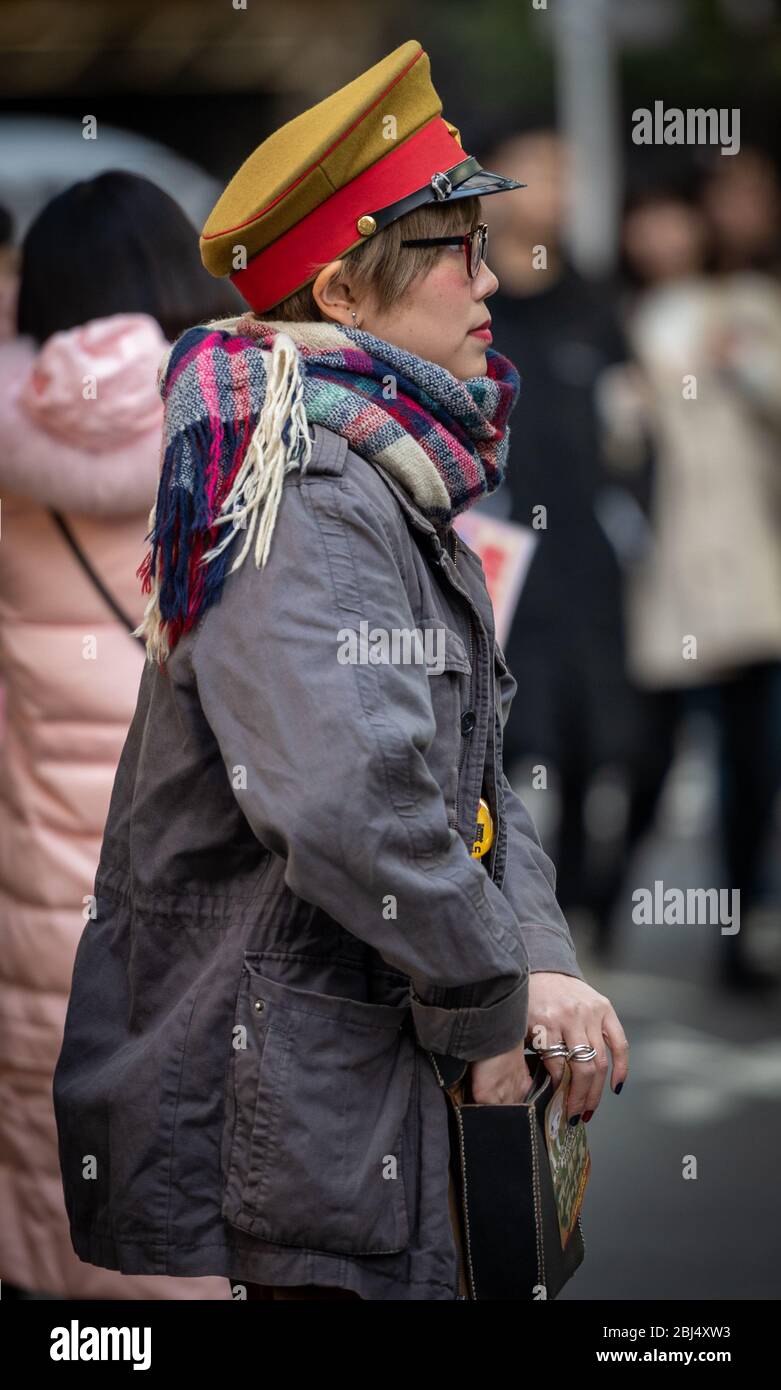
top-left (308, 424), bottom-right (450, 561)
top-left (368, 460), bottom-right (443, 548)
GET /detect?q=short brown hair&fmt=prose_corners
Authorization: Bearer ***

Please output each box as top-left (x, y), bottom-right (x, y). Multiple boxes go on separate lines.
top-left (263, 195), bottom-right (482, 321)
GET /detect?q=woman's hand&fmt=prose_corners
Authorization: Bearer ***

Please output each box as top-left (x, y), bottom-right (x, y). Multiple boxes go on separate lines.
top-left (468, 1040), bottom-right (533, 1105)
top-left (467, 973), bottom-right (629, 1119)
top-left (526, 971), bottom-right (629, 1122)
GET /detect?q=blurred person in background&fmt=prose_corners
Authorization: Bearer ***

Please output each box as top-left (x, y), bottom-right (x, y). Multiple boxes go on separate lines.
top-left (0, 205), bottom-right (20, 344)
top-left (699, 146), bottom-right (781, 278)
top-left (604, 178), bottom-right (781, 992)
top-left (0, 170), bottom-right (239, 1299)
top-left (477, 128), bottom-right (661, 959)
top-left (0, 209), bottom-right (19, 741)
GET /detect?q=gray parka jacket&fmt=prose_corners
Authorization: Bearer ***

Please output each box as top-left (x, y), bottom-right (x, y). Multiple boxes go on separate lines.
top-left (52, 421), bottom-right (583, 1301)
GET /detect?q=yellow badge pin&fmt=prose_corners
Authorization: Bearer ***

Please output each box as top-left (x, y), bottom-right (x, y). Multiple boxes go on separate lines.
top-left (470, 797), bottom-right (494, 858)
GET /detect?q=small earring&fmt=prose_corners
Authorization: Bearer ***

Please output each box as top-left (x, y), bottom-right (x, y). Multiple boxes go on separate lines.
top-left (351, 310), bottom-right (360, 327)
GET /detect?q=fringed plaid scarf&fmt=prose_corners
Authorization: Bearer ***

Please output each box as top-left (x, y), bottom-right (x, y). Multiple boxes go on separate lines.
top-left (135, 312), bottom-right (520, 664)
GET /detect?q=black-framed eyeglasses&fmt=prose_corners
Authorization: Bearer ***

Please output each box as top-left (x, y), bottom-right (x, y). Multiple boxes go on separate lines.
top-left (400, 222), bottom-right (488, 279)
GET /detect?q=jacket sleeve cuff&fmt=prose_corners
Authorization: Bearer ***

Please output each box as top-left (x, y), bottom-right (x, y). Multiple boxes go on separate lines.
top-left (408, 971), bottom-right (529, 1061)
top-left (522, 924), bottom-right (586, 980)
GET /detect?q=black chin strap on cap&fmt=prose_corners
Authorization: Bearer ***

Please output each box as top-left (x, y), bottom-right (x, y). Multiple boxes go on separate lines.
top-left (363, 156), bottom-right (488, 233)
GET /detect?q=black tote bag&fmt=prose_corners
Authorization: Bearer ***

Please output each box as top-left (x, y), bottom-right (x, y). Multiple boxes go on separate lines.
top-left (427, 1047), bottom-right (588, 1300)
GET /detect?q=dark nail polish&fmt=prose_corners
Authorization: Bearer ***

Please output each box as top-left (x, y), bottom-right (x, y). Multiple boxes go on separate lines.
top-left (614, 1082), bottom-right (623, 1094)
top-left (568, 1113), bottom-right (581, 1126)
top-left (582, 1110), bottom-right (593, 1122)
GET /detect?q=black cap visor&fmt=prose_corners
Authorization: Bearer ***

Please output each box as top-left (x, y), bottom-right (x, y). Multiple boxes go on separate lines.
top-left (443, 168), bottom-right (526, 198)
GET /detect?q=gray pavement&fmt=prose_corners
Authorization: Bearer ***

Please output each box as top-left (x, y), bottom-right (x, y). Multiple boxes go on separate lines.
top-left (558, 812), bottom-right (781, 1301)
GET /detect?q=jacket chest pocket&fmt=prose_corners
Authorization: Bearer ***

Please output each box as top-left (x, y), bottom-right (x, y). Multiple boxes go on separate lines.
top-left (221, 958), bottom-right (416, 1256)
top-left (420, 617), bottom-right (472, 824)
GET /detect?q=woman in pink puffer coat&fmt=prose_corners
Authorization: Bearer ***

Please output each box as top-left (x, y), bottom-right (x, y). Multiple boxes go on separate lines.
top-left (0, 171), bottom-right (240, 1299)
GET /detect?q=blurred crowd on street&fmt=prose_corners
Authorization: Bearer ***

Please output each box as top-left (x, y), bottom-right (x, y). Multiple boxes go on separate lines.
top-left (477, 132), bottom-right (781, 991)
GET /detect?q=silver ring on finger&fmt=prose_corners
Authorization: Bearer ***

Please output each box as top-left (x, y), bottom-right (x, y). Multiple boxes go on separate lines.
top-left (567, 1044), bottom-right (597, 1062)
top-left (536, 1042), bottom-right (569, 1059)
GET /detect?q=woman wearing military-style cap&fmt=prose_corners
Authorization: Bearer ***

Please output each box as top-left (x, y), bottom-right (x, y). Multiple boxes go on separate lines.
top-left (53, 39), bottom-right (629, 1301)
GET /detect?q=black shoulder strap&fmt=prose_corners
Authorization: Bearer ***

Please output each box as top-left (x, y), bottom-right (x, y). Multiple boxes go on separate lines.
top-left (49, 510), bottom-right (147, 650)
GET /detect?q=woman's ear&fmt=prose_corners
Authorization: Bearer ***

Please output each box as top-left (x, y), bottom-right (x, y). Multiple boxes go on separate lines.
top-left (312, 260), bottom-right (358, 325)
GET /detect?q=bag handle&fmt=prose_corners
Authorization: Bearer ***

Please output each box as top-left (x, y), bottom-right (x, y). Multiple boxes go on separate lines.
top-left (49, 510), bottom-right (146, 650)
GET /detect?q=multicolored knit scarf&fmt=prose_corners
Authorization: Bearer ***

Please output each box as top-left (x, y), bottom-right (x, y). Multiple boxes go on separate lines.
top-left (135, 312), bottom-right (520, 664)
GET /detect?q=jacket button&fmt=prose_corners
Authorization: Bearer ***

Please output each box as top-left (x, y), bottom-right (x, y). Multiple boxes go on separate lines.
top-left (461, 709), bottom-right (476, 735)
top-left (254, 999), bottom-right (265, 1012)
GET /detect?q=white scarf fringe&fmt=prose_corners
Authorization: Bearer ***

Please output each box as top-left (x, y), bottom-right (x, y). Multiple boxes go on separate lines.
top-left (201, 331), bottom-right (311, 572)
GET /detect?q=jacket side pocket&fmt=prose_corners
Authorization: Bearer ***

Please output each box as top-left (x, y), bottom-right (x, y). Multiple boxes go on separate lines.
top-left (221, 959), bottom-right (416, 1256)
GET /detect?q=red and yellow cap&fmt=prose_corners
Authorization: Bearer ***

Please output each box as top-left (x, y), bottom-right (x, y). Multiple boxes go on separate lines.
top-left (200, 38), bottom-right (524, 313)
